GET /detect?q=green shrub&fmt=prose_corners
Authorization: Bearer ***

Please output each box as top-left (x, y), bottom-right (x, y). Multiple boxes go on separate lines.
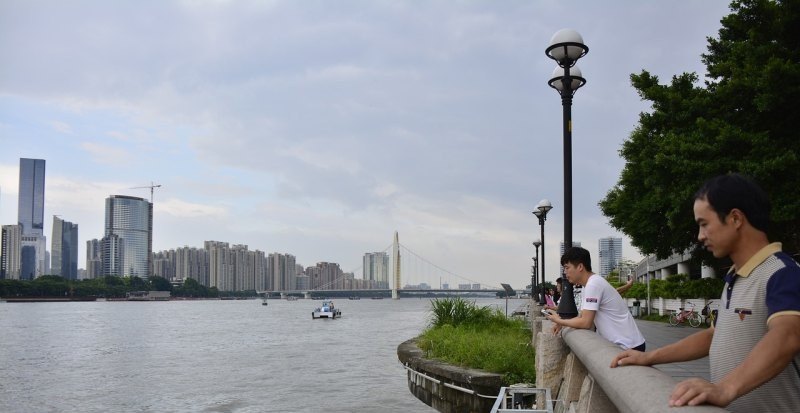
top-left (420, 297), bottom-right (536, 384)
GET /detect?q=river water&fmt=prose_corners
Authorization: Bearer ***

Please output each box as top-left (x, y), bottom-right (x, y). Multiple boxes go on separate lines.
top-left (0, 297), bottom-right (511, 413)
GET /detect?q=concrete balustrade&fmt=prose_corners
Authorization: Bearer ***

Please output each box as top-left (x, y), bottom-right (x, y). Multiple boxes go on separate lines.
top-left (535, 318), bottom-right (729, 413)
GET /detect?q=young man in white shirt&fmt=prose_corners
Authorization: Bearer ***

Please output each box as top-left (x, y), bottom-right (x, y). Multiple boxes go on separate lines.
top-left (545, 246), bottom-right (646, 351)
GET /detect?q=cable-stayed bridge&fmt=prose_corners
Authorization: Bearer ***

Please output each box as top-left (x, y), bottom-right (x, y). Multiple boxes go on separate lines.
top-left (263, 232), bottom-right (514, 299)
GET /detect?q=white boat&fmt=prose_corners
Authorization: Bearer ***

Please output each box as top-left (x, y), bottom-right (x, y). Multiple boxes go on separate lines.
top-left (312, 300), bottom-right (342, 319)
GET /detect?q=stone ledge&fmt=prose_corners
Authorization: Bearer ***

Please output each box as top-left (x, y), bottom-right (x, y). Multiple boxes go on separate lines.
top-left (398, 338), bottom-right (505, 413)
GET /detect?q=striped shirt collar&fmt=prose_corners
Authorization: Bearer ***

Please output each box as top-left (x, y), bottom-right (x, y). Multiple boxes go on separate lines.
top-left (727, 242), bottom-right (782, 278)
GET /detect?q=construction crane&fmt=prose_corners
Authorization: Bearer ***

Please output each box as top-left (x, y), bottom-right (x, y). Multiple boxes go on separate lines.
top-left (130, 182), bottom-right (162, 203)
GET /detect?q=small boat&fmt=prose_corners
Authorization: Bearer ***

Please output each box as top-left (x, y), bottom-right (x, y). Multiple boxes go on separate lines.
top-left (286, 296), bottom-right (299, 301)
top-left (348, 296), bottom-right (361, 300)
top-left (312, 300), bottom-right (342, 319)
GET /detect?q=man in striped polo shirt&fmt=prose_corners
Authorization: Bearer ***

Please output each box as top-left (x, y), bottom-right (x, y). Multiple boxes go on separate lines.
top-left (611, 173), bottom-right (800, 411)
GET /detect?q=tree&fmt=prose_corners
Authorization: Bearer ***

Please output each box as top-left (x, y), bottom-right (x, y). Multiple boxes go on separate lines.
top-left (148, 276), bottom-right (172, 292)
top-left (601, 0), bottom-right (800, 260)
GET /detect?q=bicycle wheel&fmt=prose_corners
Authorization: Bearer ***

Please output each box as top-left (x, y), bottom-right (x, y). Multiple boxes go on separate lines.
top-left (689, 313), bottom-right (702, 327)
top-left (669, 313), bottom-right (680, 326)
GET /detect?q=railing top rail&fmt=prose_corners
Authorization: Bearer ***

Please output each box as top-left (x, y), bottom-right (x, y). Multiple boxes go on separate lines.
top-left (556, 323), bottom-right (729, 413)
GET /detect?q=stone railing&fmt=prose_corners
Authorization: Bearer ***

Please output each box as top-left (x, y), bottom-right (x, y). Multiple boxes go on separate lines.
top-left (533, 316), bottom-right (729, 413)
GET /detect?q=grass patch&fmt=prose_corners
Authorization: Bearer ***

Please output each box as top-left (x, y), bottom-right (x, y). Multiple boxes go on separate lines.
top-left (417, 297), bottom-right (535, 385)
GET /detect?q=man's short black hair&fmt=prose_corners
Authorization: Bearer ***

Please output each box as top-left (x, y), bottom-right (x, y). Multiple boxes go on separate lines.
top-left (560, 247), bottom-right (592, 272)
top-left (694, 173), bottom-right (770, 233)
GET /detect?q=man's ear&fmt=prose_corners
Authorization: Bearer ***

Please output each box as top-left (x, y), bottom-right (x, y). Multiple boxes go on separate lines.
top-left (728, 208), bottom-right (746, 229)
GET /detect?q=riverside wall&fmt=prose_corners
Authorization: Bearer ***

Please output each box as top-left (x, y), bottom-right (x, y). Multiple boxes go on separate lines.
top-left (397, 339), bottom-right (505, 413)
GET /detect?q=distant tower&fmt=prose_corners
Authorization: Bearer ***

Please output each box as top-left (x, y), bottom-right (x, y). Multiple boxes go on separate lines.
top-left (598, 237), bottom-right (623, 277)
top-left (17, 158), bottom-right (47, 278)
top-left (52, 216), bottom-right (79, 280)
top-left (103, 195), bottom-right (152, 277)
top-left (392, 231), bottom-right (401, 299)
top-left (18, 158), bottom-right (46, 236)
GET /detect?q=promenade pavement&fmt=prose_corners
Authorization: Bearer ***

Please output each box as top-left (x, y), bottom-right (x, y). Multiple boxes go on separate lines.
top-left (635, 319), bottom-right (710, 382)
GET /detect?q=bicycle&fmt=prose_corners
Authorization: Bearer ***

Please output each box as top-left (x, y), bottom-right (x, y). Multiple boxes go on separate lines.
top-left (701, 301), bottom-right (719, 327)
top-left (669, 302), bottom-right (702, 327)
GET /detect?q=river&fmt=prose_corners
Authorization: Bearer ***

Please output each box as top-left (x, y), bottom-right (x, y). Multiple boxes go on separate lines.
top-left (0, 297), bottom-right (512, 412)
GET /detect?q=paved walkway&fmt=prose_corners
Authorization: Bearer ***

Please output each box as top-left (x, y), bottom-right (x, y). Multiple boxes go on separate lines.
top-left (635, 319), bottom-right (710, 382)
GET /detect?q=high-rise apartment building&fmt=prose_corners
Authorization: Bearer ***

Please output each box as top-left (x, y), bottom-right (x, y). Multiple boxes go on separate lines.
top-left (103, 195), bottom-right (152, 277)
top-left (205, 240), bottom-right (232, 290)
top-left (363, 252), bottom-right (390, 289)
top-left (307, 261), bottom-right (342, 290)
top-left (52, 216), bottom-right (79, 279)
top-left (86, 239), bottom-right (102, 278)
top-left (268, 253), bottom-right (297, 291)
top-left (598, 237), bottom-right (623, 277)
top-left (1, 225), bottom-right (22, 279)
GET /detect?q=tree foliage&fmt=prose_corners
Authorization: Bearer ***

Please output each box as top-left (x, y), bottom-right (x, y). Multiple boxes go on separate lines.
top-left (600, 0), bottom-right (800, 259)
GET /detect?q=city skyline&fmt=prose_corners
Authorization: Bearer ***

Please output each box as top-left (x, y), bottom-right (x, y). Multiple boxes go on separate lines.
top-left (0, 1), bottom-right (733, 287)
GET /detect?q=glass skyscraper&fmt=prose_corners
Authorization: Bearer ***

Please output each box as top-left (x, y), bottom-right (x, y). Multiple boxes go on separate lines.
top-left (598, 237), bottom-right (623, 277)
top-left (17, 158), bottom-right (46, 278)
top-left (104, 195), bottom-right (152, 277)
top-left (52, 216), bottom-right (79, 279)
top-left (18, 158), bottom-right (46, 236)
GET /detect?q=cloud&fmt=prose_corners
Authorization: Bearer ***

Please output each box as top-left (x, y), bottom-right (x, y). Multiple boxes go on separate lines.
top-left (0, 1), bottom-right (733, 285)
top-left (157, 198), bottom-right (228, 219)
top-left (49, 120), bottom-right (73, 134)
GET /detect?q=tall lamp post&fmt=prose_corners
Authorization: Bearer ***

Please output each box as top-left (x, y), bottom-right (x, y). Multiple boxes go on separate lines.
top-left (532, 239), bottom-right (541, 303)
top-left (532, 199), bottom-right (552, 305)
top-left (546, 28), bottom-right (588, 319)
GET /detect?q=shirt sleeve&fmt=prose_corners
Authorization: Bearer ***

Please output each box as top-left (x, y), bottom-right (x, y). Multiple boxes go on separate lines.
top-left (766, 257), bottom-right (800, 318)
top-left (581, 279), bottom-right (601, 312)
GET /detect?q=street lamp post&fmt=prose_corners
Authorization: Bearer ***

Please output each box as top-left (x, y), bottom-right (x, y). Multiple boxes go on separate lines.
top-left (532, 239), bottom-right (541, 303)
top-left (546, 28), bottom-right (588, 319)
top-left (532, 199), bottom-right (552, 306)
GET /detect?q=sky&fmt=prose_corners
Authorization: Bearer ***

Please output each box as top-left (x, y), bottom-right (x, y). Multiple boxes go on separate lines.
top-left (0, 0), bottom-right (732, 289)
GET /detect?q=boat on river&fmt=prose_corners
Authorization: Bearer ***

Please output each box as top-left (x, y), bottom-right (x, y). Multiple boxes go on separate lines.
top-left (312, 300), bottom-right (341, 319)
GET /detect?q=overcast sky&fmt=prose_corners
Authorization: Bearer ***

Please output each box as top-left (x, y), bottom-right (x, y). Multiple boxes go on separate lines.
top-left (0, 0), bottom-right (732, 289)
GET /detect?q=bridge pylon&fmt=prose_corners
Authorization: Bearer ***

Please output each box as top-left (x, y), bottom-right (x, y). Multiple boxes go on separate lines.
top-left (392, 231), bottom-right (400, 299)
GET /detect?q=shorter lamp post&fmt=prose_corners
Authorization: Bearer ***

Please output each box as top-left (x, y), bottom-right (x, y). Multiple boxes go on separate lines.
top-left (532, 239), bottom-right (541, 303)
top-left (532, 200), bottom-right (552, 305)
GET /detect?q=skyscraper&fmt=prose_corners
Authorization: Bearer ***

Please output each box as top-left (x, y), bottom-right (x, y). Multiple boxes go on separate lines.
top-left (1, 225), bottom-right (22, 279)
top-left (17, 158), bottom-right (47, 278)
top-left (86, 239), bottom-right (103, 279)
top-left (363, 252), bottom-right (389, 288)
top-left (18, 158), bottom-right (45, 236)
top-left (598, 237), bottom-right (623, 277)
top-left (560, 241), bottom-right (582, 256)
top-left (103, 195), bottom-right (152, 277)
top-left (52, 216), bottom-right (79, 279)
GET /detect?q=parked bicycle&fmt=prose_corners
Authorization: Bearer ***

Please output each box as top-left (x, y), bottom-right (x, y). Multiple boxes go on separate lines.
top-left (669, 302), bottom-right (702, 327)
top-left (701, 301), bottom-right (719, 327)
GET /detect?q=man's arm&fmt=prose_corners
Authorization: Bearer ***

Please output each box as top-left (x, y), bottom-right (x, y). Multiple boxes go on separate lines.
top-left (546, 308), bottom-right (596, 330)
top-left (611, 327), bottom-right (713, 367)
top-left (616, 278), bottom-right (634, 295)
top-left (669, 314), bottom-right (800, 407)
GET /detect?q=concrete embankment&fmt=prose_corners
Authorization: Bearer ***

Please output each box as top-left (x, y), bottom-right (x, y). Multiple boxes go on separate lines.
top-left (397, 338), bottom-right (504, 413)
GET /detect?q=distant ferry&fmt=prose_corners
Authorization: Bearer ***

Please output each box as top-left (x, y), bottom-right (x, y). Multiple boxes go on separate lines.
top-left (312, 300), bottom-right (341, 319)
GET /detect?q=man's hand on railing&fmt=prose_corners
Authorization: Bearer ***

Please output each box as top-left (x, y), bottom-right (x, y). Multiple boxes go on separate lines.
top-left (609, 348), bottom-right (651, 368)
top-left (669, 377), bottom-right (737, 408)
